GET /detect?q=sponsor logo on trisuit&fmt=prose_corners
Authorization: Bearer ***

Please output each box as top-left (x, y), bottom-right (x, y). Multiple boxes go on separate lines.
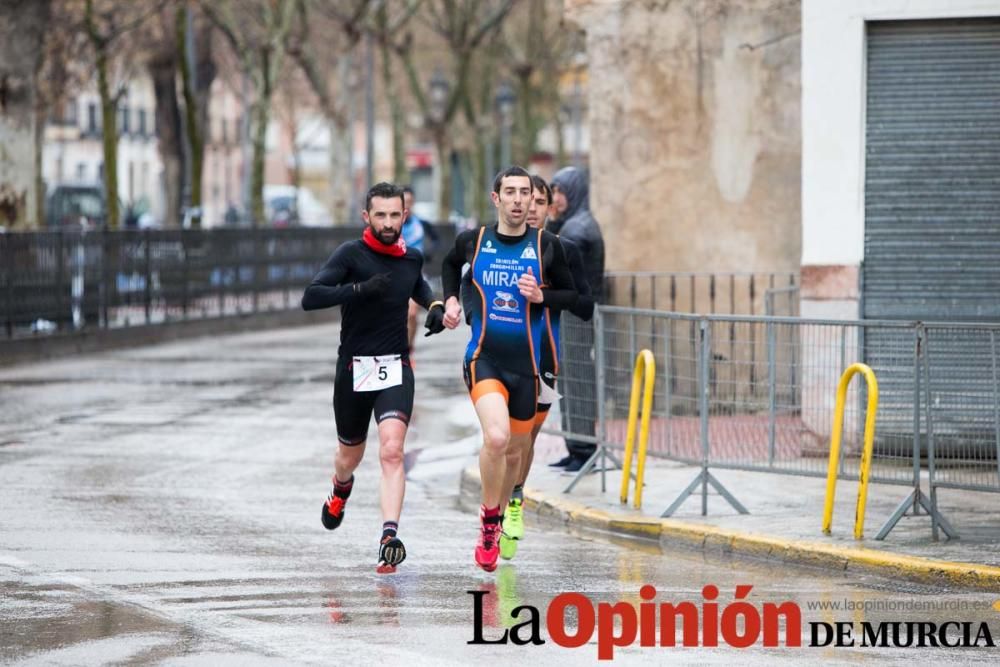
top-left (491, 290), bottom-right (519, 313)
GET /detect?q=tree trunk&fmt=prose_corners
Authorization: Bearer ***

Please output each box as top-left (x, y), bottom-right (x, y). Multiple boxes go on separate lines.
top-left (328, 116), bottom-right (351, 225)
top-left (1, 0), bottom-right (49, 228)
top-left (554, 106), bottom-right (566, 168)
top-left (516, 74), bottom-right (537, 165)
top-left (95, 48), bottom-right (119, 229)
top-left (150, 55), bottom-right (183, 228)
top-left (162, 157), bottom-right (182, 229)
top-left (380, 38), bottom-right (406, 184)
top-left (250, 98), bottom-right (269, 226)
top-left (195, 21), bottom-right (216, 213)
top-left (177, 7), bottom-right (202, 227)
top-left (434, 129), bottom-right (451, 223)
top-left (32, 99), bottom-right (45, 228)
top-left (288, 116), bottom-right (301, 192)
top-left (472, 132), bottom-right (488, 222)
top-left (248, 2), bottom-right (293, 227)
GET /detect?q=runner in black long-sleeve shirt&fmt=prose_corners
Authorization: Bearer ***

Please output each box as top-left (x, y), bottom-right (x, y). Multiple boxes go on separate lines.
top-left (439, 165), bottom-right (577, 572)
top-left (302, 182), bottom-right (445, 574)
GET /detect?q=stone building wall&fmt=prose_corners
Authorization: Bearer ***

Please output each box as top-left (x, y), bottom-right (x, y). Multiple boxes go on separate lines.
top-left (0, 0), bottom-right (49, 227)
top-left (565, 0), bottom-right (801, 275)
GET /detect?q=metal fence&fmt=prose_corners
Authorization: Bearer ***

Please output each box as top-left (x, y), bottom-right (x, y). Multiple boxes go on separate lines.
top-left (603, 271), bottom-right (798, 316)
top-left (555, 305), bottom-right (1000, 540)
top-left (1, 225), bottom-right (456, 339)
top-left (922, 325), bottom-right (1000, 498)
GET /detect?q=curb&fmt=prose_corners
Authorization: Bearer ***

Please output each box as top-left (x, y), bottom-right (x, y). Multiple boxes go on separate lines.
top-left (460, 466), bottom-right (1000, 592)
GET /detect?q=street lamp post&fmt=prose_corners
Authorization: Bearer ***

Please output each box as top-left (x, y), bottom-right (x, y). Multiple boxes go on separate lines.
top-left (428, 68), bottom-right (450, 221)
top-left (495, 81), bottom-right (516, 168)
top-left (429, 68), bottom-right (450, 124)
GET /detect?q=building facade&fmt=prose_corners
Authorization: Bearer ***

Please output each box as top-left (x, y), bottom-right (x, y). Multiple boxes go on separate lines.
top-left (565, 0), bottom-right (802, 277)
top-left (801, 0), bottom-right (1000, 323)
top-left (42, 76), bottom-right (164, 226)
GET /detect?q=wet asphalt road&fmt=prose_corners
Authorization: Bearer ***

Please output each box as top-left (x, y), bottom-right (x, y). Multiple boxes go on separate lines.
top-left (1, 323), bottom-right (998, 665)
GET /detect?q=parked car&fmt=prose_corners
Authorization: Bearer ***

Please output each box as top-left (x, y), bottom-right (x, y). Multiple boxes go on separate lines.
top-left (263, 185), bottom-right (332, 227)
top-left (45, 183), bottom-right (106, 228)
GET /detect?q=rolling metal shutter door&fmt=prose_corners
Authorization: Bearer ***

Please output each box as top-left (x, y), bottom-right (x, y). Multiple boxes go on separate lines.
top-left (862, 19), bottom-right (1000, 442)
top-left (863, 18), bottom-right (1000, 321)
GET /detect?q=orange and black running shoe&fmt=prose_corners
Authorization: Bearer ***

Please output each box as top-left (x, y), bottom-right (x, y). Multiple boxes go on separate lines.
top-left (321, 494), bottom-right (347, 530)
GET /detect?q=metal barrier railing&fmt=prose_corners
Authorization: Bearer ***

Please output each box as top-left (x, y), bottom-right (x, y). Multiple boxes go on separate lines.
top-left (921, 323), bottom-right (1000, 540)
top-left (603, 271), bottom-right (798, 316)
top-left (0, 225), bottom-right (456, 340)
top-left (554, 306), bottom-right (1000, 540)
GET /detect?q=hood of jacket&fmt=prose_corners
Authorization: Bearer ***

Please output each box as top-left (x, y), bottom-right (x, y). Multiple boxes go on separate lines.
top-left (550, 166), bottom-right (589, 226)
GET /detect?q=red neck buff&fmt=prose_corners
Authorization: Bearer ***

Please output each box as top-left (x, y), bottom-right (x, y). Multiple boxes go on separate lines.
top-left (362, 226), bottom-right (406, 257)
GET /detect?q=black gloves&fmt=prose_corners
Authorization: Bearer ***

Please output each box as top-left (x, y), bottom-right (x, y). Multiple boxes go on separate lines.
top-left (572, 294), bottom-right (596, 322)
top-left (424, 301), bottom-right (445, 337)
top-left (355, 272), bottom-right (392, 298)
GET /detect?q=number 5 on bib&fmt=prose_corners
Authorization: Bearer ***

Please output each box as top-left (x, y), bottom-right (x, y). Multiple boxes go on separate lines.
top-left (353, 355), bottom-right (403, 392)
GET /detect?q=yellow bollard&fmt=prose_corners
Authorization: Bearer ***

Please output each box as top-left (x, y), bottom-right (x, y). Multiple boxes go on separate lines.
top-left (620, 350), bottom-right (656, 509)
top-left (822, 363), bottom-right (879, 540)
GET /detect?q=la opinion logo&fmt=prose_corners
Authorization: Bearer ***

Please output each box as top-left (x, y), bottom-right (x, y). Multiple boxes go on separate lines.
top-left (467, 584), bottom-right (997, 659)
top-left (468, 584), bottom-right (801, 660)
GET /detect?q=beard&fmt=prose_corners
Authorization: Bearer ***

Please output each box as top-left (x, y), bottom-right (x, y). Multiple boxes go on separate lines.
top-left (372, 224), bottom-right (400, 245)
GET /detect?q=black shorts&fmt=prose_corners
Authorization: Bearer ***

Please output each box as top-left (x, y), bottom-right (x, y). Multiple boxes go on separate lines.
top-left (463, 354), bottom-right (538, 435)
top-left (333, 356), bottom-right (414, 445)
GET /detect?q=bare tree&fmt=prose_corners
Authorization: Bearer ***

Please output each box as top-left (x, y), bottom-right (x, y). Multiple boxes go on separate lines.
top-left (146, 5), bottom-right (185, 229)
top-left (391, 0), bottom-right (519, 220)
top-left (31, 1), bottom-right (87, 228)
top-left (370, 1), bottom-right (423, 184)
top-left (462, 29), bottom-right (504, 220)
top-left (286, 0), bottom-right (368, 225)
top-left (202, 0), bottom-right (296, 226)
top-left (175, 3), bottom-right (216, 227)
top-left (83, 0), bottom-right (167, 229)
top-left (291, 0), bottom-right (521, 222)
top-left (273, 66), bottom-right (319, 204)
top-left (502, 0), bottom-right (578, 166)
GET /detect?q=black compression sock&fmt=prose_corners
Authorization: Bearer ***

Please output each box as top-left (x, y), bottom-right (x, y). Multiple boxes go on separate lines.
top-left (382, 521), bottom-right (398, 540)
top-left (512, 485), bottom-right (524, 502)
top-left (481, 505), bottom-right (502, 525)
top-left (333, 474), bottom-right (354, 499)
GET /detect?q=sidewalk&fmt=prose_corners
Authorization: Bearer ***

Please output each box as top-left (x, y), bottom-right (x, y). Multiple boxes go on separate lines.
top-left (460, 432), bottom-right (1000, 592)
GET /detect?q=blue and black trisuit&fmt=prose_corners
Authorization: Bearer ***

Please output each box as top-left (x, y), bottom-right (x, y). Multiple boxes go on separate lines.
top-left (442, 225), bottom-right (578, 434)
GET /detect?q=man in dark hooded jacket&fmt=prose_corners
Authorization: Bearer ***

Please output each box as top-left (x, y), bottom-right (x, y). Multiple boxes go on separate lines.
top-left (547, 166), bottom-right (605, 472)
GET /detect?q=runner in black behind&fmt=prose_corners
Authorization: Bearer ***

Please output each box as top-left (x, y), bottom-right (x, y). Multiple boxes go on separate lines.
top-left (302, 182), bottom-right (445, 574)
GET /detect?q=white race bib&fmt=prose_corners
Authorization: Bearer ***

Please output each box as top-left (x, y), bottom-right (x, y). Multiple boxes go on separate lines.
top-left (352, 355), bottom-right (403, 392)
